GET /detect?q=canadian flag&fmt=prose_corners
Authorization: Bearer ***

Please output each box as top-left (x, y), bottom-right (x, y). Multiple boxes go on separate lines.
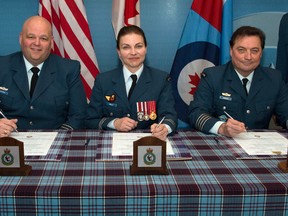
top-left (112, 0), bottom-right (140, 37)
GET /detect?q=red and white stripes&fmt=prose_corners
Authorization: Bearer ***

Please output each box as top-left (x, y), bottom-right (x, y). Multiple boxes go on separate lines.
top-left (39, 0), bottom-right (99, 99)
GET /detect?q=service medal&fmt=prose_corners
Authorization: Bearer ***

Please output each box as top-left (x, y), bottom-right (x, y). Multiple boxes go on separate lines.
top-left (148, 100), bottom-right (157, 120)
top-left (143, 101), bottom-right (149, 121)
top-left (137, 102), bottom-right (144, 121)
top-left (150, 111), bottom-right (157, 120)
top-left (144, 114), bottom-right (150, 121)
top-left (137, 112), bottom-right (144, 121)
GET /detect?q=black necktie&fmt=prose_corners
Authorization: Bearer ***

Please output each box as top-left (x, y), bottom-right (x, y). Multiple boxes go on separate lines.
top-left (128, 74), bottom-right (137, 100)
top-left (30, 67), bottom-right (40, 97)
top-left (242, 78), bottom-right (249, 96)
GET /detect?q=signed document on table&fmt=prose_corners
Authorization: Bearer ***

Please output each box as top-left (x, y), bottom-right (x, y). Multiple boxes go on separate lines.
top-left (10, 132), bottom-right (58, 156)
top-left (233, 132), bottom-right (288, 155)
top-left (112, 133), bottom-right (174, 156)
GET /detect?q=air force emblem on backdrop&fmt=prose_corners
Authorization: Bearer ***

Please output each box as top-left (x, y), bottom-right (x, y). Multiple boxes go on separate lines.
top-left (170, 42), bottom-right (219, 123)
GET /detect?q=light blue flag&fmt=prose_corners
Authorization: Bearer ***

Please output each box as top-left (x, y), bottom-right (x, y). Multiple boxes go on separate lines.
top-left (170, 0), bottom-right (233, 126)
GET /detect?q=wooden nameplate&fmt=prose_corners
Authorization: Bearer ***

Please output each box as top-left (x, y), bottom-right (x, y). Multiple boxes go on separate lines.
top-left (0, 137), bottom-right (31, 176)
top-left (278, 158), bottom-right (288, 172)
top-left (130, 136), bottom-right (168, 175)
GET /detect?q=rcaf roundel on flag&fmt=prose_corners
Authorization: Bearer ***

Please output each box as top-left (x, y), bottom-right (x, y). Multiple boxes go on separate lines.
top-left (170, 0), bottom-right (232, 124)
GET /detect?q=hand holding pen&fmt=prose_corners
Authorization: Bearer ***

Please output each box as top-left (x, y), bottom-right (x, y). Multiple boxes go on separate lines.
top-left (0, 110), bottom-right (18, 137)
top-left (151, 116), bottom-right (167, 141)
top-left (156, 116), bottom-right (166, 128)
top-left (218, 111), bottom-right (246, 137)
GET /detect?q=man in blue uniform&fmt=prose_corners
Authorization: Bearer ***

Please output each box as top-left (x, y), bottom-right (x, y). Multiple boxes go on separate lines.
top-left (0, 16), bottom-right (87, 137)
top-left (189, 26), bottom-right (288, 137)
top-left (276, 12), bottom-right (288, 82)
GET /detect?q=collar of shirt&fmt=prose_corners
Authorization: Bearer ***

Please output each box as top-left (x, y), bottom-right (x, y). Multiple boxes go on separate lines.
top-left (23, 56), bottom-right (44, 74)
top-left (234, 69), bottom-right (254, 93)
top-left (123, 65), bottom-right (144, 94)
top-left (23, 56), bottom-right (44, 88)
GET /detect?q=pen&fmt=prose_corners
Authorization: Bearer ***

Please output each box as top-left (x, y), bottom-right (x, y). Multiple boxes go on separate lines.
top-left (223, 111), bottom-right (234, 119)
top-left (213, 136), bottom-right (220, 144)
top-left (0, 109), bottom-right (18, 133)
top-left (156, 116), bottom-right (166, 128)
top-left (224, 111), bottom-right (247, 133)
top-left (84, 138), bottom-right (91, 146)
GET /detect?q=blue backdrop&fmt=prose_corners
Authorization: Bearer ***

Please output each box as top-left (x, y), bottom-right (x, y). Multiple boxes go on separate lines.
top-left (0, 0), bottom-right (287, 73)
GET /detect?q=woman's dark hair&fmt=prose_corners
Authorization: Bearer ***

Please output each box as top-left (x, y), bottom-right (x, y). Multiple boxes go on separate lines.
top-left (116, 25), bottom-right (147, 49)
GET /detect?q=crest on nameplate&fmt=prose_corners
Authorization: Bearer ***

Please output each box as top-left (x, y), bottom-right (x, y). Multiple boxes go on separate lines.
top-left (130, 136), bottom-right (168, 175)
top-left (0, 137), bottom-right (31, 176)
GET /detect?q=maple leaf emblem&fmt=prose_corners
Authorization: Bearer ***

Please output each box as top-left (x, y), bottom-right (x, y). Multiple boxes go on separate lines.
top-left (189, 73), bottom-right (201, 96)
top-left (124, 1), bottom-right (140, 25)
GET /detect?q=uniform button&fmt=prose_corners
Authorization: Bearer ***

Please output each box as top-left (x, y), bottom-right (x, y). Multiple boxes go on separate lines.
top-left (127, 114), bottom-right (130, 117)
top-left (30, 106), bottom-right (34, 110)
top-left (267, 106), bottom-right (270, 110)
top-left (29, 121), bottom-right (33, 125)
top-left (223, 106), bottom-right (226, 110)
top-left (246, 110), bottom-right (250, 114)
top-left (65, 101), bottom-right (69, 105)
top-left (110, 112), bottom-right (113, 116)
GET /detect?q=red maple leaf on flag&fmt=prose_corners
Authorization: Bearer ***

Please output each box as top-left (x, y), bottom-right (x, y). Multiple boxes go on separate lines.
top-left (124, 0), bottom-right (139, 26)
top-left (189, 73), bottom-right (201, 96)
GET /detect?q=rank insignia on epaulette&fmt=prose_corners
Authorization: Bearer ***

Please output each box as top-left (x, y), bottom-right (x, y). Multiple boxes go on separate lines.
top-left (105, 94), bottom-right (116, 102)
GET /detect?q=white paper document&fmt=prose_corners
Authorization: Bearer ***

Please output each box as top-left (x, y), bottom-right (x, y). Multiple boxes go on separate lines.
top-left (112, 133), bottom-right (174, 156)
top-left (10, 132), bottom-right (58, 156)
top-left (233, 132), bottom-right (288, 155)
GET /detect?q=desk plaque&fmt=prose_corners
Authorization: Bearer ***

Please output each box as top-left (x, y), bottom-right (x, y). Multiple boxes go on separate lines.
top-left (130, 136), bottom-right (168, 175)
top-left (0, 137), bottom-right (31, 176)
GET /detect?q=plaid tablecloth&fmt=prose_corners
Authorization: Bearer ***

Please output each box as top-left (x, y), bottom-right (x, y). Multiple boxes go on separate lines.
top-left (1, 130), bottom-right (288, 215)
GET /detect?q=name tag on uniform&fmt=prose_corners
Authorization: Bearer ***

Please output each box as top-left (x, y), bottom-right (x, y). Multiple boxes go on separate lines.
top-left (0, 87), bottom-right (8, 95)
top-left (219, 92), bottom-right (232, 101)
top-left (105, 102), bottom-right (117, 107)
top-left (219, 96), bottom-right (232, 101)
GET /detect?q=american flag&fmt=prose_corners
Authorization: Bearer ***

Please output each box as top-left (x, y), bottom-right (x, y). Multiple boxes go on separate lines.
top-left (112, 0), bottom-right (140, 38)
top-left (39, 0), bottom-right (99, 99)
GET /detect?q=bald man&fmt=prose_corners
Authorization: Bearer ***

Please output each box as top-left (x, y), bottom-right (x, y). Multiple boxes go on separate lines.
top-left (0, 16), bottom-right (87, 137)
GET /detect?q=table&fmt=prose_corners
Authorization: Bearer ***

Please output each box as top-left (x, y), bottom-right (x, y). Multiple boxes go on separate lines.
top-left (1, 130), bottom-right (288, 215)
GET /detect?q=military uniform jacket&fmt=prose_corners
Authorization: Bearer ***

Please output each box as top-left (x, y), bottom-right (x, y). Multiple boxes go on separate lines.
top-left (276, 12), bottom-right (288, 82)
top-left (0, 52), bottom-right (87, 129)
top-left (86, 66), bottom-right (178, 132)
top-left (189, 61), bottom-right (288, 133)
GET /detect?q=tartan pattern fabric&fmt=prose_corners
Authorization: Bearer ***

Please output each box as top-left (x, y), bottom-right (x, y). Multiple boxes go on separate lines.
top-left (1, 130), bottom-right (288, 215)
